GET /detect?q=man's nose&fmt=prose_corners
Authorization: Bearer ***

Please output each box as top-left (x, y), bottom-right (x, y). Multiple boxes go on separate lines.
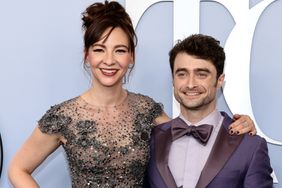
top-left (186, 75), bottom-right (197, 88)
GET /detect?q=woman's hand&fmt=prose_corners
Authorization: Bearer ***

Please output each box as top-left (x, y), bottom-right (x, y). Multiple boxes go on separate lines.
top-left (228, 114), bottom-right (257, 136)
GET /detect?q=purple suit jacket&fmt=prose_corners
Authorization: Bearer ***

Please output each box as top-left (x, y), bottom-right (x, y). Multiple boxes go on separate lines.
top-left (146, 112), bottom-right (273, 188)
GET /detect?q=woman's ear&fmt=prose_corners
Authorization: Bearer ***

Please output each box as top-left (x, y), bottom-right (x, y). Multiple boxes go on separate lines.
top-left (84, 50), bottom-right (88, 61)
top-left (130, 52), bottom-right (134, 63)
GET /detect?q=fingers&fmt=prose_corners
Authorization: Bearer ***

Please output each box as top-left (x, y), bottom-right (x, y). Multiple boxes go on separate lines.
top-left (229, 122), bottom-right (250, 135)
top-left (229, 114), bottom-right (257, 136)
top-left (231, 126), bottom-right (257, 136)
top-left (243, 115), bottom-right (257, 136)
top-left (229, 115), bottom-right (246, 128)
top-left (250, 127), bottom-right (257, 136)
top-left (232, 114), bottom-right (241, 120)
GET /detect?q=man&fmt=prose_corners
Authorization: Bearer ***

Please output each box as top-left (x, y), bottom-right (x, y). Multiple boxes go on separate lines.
top-left (147, 34), bottom-right (273, 188)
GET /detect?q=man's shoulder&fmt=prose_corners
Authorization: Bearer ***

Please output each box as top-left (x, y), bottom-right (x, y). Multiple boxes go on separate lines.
top-left (232, 132), bottom-right (268, 159)
top-left (242, 133), bottom-right (267, 145)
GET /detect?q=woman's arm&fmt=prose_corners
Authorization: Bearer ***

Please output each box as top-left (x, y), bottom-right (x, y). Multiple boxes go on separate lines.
top-left (153, 107), bottom-right (257, 136)
top-left (154, 112), bottom-right (256, 136)
top-left (154, 112), bottom-right (171, 125)
top-left (8, 127), bottom-right (61, 188)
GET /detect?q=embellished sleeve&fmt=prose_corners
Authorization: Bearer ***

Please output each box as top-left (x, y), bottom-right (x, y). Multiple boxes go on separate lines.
top-left (142, 95), bottom-right (164, 122)
top-left (132, 94), bottom-right (164, 144)
top-left (38, 104), bottom-right (72, 135)
top-left (149, 100), bottom-right (164, 121)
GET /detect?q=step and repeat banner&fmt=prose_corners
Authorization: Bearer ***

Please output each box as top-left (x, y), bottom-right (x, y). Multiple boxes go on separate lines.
top-left (0, 0), bottom-right (281, 187)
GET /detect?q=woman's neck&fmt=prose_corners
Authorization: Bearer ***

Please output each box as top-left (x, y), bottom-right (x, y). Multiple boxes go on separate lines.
top-left (82, 84), bottom-right (127, 107)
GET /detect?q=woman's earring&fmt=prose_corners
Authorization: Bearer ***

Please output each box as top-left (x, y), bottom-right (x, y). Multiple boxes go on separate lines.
top-left (85, 61), bottom-right (91, 68)
top-left (128, 63), bottom-right (134, 69)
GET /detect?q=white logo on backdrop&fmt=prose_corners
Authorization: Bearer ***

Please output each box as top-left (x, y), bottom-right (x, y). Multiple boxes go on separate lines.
top-left (126, 0), bottom-right (279, 183)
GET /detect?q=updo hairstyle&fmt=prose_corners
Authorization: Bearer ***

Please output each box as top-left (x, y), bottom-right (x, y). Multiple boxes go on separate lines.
top-left (81, 1), bottom-right (137, 61)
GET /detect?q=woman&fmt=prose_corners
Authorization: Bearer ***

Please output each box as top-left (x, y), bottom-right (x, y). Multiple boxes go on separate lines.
top-left (8, 1), bottom-right (255, 187)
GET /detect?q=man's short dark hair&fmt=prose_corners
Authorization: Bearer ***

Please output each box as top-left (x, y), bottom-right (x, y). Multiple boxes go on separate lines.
top-left (169, 34), bottom-right (225, 79)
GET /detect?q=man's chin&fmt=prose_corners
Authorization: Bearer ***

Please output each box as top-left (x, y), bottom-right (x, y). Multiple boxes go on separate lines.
top-left (182, 102), bottom-right (202, 111)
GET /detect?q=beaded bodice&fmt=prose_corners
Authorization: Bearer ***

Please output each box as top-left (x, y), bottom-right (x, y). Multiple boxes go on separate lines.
top-left (38, 92), bottom-right (163, 188)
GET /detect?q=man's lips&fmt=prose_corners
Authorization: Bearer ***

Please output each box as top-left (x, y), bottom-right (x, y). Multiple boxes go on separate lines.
top-left (183, 91), bottom-right (200, 96)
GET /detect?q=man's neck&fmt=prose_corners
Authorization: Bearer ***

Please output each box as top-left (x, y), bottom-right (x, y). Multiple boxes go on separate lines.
top-left (180, 106), bottom-right (216, 124)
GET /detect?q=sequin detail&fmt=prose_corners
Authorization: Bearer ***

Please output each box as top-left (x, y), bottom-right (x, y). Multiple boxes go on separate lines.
top-left (38, 92), bottom-right (163, 188)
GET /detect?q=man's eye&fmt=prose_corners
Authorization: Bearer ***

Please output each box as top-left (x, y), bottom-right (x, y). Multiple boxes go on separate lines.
top-left (198, 73), bottom-right (208, 78)
top-left (176, 72), bottom-right (186, 77)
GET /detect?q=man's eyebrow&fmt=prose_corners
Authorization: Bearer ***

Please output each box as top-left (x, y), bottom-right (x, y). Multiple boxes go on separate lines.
top-left (175, 68), bottom-right (187, 73)
top-left (195, 68), bottom-right (211, 73)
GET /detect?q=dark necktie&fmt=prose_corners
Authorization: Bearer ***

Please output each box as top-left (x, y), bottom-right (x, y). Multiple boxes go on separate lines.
top-left (171, 120), bottom-right (213, 145)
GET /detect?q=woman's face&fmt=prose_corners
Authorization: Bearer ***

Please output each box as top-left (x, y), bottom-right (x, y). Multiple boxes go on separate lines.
top-left (86, 27), bottom-right (133, 88)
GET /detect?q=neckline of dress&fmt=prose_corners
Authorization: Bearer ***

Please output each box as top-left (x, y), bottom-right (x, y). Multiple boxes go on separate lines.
top-left (78, 90), bottom-right (130, 109)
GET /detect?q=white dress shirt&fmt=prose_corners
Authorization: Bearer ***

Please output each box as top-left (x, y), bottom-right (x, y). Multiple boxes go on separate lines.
top-left (168, 110), bottom-right (224, 188)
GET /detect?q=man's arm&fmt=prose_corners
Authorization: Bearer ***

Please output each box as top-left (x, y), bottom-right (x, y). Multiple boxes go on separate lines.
top-left (244, 138), bottom-right (273, 188)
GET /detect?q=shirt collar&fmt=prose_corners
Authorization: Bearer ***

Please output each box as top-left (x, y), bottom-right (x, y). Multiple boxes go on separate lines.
top-left (179, 109), bottom-right (222, 129)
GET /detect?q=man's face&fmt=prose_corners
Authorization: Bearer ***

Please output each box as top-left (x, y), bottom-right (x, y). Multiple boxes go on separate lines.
top-left (173, 52), bottom-right (224, 113)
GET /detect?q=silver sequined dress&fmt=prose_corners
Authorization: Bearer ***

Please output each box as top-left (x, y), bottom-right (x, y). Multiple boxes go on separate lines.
top-left (38, 92), bottom-right (163, 188)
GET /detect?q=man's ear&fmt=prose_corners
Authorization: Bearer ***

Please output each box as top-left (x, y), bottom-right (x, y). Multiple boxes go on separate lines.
top-left (172, 73), bottom-right (175, 87)
top-left (217, 74), bottom-right (225, 89)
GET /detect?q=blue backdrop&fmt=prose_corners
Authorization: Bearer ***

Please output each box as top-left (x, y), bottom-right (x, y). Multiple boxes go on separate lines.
top-left (0, 0), bottom-right (281, 187)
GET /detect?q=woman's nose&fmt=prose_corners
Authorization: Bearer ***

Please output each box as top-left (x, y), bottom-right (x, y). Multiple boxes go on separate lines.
top-left (103, 52), bottom-right (115, 66)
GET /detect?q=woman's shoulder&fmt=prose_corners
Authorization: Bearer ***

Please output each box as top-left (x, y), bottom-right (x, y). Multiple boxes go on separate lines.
top-left (129, 92), bottom-right (163, 113)
top-left (38, 96), bottom-right (80, 126)
top-left (127, 91), bottom-right (157, 104)
top-left (37, 96), bottom-right (79, 134)
top-left (44, 96), bottom-right (80, 114)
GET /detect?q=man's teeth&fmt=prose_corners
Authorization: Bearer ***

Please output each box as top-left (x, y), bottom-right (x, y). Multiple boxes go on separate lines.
top-left (184, 92), bottom-right (199, 96)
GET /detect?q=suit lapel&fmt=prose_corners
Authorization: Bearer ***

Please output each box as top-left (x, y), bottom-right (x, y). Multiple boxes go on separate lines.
top-left (155, 119), bottom-right (180, 188)
top-left (196, 114), bottom-right (244, 188)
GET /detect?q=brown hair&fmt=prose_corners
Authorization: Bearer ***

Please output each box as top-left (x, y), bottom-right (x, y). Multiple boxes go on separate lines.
top-left (169, 34), bottom-right (225, 79)
top-left (81, 0), bottom-right (137, 62)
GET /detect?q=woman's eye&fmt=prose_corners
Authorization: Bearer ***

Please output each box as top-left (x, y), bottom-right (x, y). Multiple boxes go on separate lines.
top-left (93, 48), bottom-right (104, 52)
top-left (116, 49), bottom-right (127, 54)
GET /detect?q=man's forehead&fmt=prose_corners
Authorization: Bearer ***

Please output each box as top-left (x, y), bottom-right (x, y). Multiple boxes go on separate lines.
top-left (174, 58), bottom-right (214, 70)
